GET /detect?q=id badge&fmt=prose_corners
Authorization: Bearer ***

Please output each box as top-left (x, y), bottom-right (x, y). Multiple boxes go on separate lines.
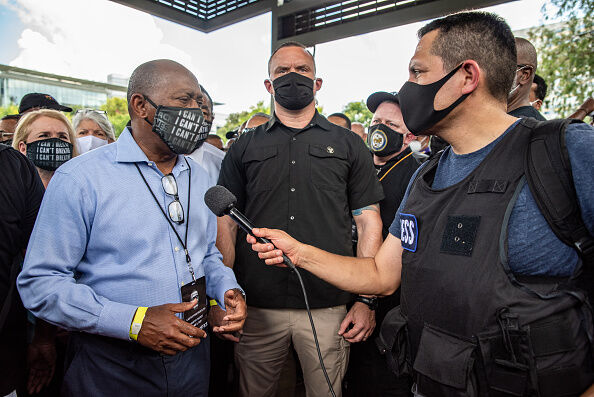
top-left (181, 276), bottom-right (208, 330)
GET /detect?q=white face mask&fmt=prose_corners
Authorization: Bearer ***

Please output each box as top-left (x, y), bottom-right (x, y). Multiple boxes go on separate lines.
top-left (77, 135), bottom-right (108, 154)
top-left (409, 140), bottom-right (423, 153)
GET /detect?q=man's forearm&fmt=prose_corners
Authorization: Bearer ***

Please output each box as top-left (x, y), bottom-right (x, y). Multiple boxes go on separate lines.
top-left (216, 216), bottom-right (237, 268)
top-left (297, 244), bottom-right (389, 296)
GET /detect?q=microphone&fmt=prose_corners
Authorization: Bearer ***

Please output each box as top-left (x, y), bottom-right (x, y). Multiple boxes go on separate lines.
top-left (204, 185), bottom-right (295, 269)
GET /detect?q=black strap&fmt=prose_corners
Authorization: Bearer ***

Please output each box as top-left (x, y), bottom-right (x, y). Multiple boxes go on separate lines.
top-left (134, 158), bottom-right (196, 279)
top-left (524, 118), bottom-right (594, 261)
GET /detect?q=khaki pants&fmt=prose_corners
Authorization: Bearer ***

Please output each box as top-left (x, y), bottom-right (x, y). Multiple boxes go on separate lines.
top-left (235, 305), bottom-right (350, 397)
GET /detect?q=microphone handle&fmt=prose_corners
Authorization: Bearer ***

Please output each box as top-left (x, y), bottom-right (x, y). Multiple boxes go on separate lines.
top-left (228, 207), bottom-right (295, 269)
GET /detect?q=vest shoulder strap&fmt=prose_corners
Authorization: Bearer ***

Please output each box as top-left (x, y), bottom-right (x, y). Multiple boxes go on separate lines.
top-left (524, 118), bottom-right (594, 262)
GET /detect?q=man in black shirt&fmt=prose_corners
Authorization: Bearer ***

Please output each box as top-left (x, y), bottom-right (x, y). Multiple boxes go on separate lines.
top-left (0, 144), bottom-right (45, 396)
top-left (217, 42), bottom-right (384, 397)
top-left (507, 37), bottom-right (546, 120)
top-left (344, 92), bottom-right (418, 397)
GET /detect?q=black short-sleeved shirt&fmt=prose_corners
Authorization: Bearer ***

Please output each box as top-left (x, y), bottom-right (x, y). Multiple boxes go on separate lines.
top-left (218, 112), bottom-right (384, 309)
top-left (508, 105), bottom-right (546, 121)
top-left (376, 148), bottom-right (419, 239)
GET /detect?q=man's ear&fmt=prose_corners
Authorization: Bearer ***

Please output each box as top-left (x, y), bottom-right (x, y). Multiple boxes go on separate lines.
top-left (130, 93), bottom-right (150, 119)
top-left (533, 99), bottom-right (543, 111)
top-left (461, 60), bottom-right (480, 95)
top-left (403, 132), bottom-right (416, 146)
top-left (264, 79), bottom-right (274, 96)
top-left (518, 66), bottom-right (533, 85)
top-left (314, 77), bottom-right (323, 93)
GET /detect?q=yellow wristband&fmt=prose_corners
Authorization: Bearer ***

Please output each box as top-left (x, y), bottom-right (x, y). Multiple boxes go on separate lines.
top-left (129, 307), bottom-right (148, 341)
top-left (209, 299), bottom-right (218, 307)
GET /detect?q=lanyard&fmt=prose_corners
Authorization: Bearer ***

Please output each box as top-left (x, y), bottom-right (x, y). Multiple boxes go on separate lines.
top-left (378, 152), bottom-right (413, 182)
top-left (134, 158), bottom-right (196, 281)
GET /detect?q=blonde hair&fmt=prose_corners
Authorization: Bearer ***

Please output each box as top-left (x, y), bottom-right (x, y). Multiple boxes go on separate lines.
top-left (13, 109), bottom-right (79, 157)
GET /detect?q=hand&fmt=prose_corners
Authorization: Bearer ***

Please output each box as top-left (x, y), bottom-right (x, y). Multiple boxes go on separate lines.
top-left (247, 228), bottom-right (303, 267)
top-left (138, 300), bottom-right (207, 355)
top-left (338, 302), bottom-right (376, 343)
top-left (210, 289), bottom-right (247, 342)
top-left (27, 341), bottom-right (56, 394)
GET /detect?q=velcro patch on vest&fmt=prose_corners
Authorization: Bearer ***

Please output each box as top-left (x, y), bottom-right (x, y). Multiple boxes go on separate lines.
top-left (399, 213), bottom-right (418, 252)
top-left (440, 215), bottom-right (481, 256)
top-left (467, 179), bottom-right (508, 194)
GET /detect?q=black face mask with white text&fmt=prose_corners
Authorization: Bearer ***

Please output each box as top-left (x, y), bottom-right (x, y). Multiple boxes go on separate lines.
top-left (26, 138), bottom-right (73, 171)
top-left (144, 96), bottom-right (207, 154)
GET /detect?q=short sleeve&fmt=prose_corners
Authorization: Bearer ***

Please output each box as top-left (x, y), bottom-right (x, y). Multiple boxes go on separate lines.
top-left (217, 134), bottom-right (248, 211)
top-left (347, 137), bottom-right (384, 210)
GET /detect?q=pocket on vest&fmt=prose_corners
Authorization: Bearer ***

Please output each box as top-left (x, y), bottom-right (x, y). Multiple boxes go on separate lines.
top-left (375, 305), bottom-right (410, 377)
top-left (413, 324), bottom-right (477, 396)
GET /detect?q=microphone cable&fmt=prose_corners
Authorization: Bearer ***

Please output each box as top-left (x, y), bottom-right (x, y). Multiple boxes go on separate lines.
top-left (283, 256), bottom-right (337, 397)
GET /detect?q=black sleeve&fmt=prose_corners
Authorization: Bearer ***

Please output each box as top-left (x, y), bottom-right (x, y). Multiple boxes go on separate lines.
top-left (347, 136), bottom-right (384, 210)
top-left (217, 134), bottom-right (248, 212)
top-left (21, 153), bottom-right (45, 248)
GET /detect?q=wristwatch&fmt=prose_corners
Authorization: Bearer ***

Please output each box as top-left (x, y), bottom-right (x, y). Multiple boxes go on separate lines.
top-left (356, 296), bottom-right (378, 311)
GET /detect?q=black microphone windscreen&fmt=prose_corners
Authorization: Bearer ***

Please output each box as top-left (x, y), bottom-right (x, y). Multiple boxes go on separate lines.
top-left (204, 185), bottom-right (237, 216)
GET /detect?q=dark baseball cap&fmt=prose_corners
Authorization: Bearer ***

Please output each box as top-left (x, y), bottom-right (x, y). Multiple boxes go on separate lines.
top-left (225, 128), bottom-right (240, 139)
top-left (19, 93), bottom-right (73, 114)
top-left (366, 91), bottom-right (400, 113)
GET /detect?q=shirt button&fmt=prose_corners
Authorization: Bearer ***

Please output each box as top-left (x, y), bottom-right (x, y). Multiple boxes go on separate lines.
top-left (291, 160), bottom-right (296, 165)
top-left (175, 246), bottom-right (180, 252)
top-left (147, 162), bottom-right (153, 166)
top-left (290, 216), bottom-right (295, 220)
top-left (290, 187), bottom-right (295, 192)
top-left (292, 137), bottom-right (297, 141)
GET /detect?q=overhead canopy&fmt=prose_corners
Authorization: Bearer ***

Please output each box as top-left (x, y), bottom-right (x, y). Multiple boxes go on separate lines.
top-left (109, 0), bottom-right (514, 48)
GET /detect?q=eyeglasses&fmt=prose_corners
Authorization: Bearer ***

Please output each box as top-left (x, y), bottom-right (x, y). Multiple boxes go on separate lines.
top-left (161, 174), bottom-right (184, 224)
top-left (0, 131), bottom-right (14, 139)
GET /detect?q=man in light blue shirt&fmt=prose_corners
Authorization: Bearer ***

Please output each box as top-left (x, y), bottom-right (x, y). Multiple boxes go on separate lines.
top-left (17, 59), bottom-right (246, 396)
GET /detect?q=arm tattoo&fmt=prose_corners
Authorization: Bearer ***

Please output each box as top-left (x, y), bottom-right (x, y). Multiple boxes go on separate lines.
top-left (352, 204), bottom-right (379, 216)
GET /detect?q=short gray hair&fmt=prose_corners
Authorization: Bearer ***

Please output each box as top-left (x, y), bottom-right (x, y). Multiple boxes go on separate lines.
top-left (72, 109), bottom-right (116, 141)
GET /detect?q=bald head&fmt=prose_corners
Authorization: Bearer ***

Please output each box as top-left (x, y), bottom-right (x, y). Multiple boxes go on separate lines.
top-left (127, 59), bottom-right (199, 107)
top-left (245, 113), bottom-right (270, 129)
top-left (350, 122), bottom-right (366, 140)
top-left (515, 37), bottom-right (538, 70)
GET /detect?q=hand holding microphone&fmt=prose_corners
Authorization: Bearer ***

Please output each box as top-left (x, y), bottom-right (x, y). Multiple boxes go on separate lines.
top-left (204, 185), bottom-right (299, 269)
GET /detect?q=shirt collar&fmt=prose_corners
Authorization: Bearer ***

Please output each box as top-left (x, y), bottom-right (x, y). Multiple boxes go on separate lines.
top-left (115, 127), bottom-right (188, 174)
top-left (265, 110), bottom-right (332, 132)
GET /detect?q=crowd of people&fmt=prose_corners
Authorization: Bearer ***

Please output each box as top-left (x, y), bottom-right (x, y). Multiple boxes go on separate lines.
top-left (0, 9), bottom-right (593, 397)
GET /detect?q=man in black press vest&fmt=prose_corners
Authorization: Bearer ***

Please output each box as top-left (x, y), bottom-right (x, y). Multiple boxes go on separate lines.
top-left (246, 11), bottom-right (594, 397)
top-left (345, 92), bottom-right (418, 397)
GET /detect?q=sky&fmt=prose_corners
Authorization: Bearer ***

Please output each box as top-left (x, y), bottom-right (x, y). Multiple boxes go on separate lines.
top-left (0, 0), bottom-right (550, 126)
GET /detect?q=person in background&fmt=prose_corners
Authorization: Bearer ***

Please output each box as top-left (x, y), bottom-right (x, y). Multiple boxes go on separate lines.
top-left (328, 112), bottom-right (352, 130)
top-left (245, 112), bottom-right (271, 130)
top-left (344, 91), bottom-right (418, 397)
top-left (72, 109), bottom-right (116, 155)
top-left (529, 74), bottom-right (547, 112)
top-left (0, 145), bottom-right (45, 397)
top-left (188, 85), bottom-right (224, 186)
top-left (507, 37), bottom-right (546, 120)
top-left (218, 41), bottom-right (383, 397)
top-left (205, 134), bottom-right (224, 150)
top-left (409, 135), bottom-right (431, 162)
top-left (17, 59), bottom-right (246, 396)
top-left (0, 114), bottom-right (20, 145)
top-left (12, 109), bottom-right (78, 188)
top-left (350, 122), bottom-right (367, 141)
top-left (18, 93), bottom-right (72, 116)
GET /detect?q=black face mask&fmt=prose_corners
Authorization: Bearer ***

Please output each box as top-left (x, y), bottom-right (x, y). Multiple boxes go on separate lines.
top-left (26, 138), bottom-right (73, 171)
top-left (200, 120), bottom-right (213, 135)
top-left (144, 96), bottom-right (207, 154)
top-left (367, 124), bottom-right (404, 157)
top-left (398, 64), bottom-right (470, 135)
top-left (272, 72), bottom-right (315, 110)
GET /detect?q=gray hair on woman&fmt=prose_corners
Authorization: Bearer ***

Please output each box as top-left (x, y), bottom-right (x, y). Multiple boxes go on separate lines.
top-left (72, 109), bottom-right (116, 142)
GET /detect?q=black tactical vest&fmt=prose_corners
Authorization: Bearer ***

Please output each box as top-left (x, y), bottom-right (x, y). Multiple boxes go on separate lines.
top-left (386, 120), bottom-right (594, 396)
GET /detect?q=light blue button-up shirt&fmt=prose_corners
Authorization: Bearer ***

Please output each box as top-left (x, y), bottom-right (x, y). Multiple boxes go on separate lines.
top-left (17, 128), bottom-right (241, 341)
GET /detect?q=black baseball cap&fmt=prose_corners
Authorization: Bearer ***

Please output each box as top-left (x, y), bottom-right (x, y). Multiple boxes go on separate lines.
top-left (366, 91), bottom-right (399, 113)
top-left (225, 128), bottom-right (240, 139)
top-left (19, 93), bottom-right (73, 114)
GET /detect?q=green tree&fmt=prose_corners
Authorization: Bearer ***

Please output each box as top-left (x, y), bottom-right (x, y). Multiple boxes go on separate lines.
top-left (217, 101), bottom-right (271, 139)
top-left (529, 0), bottom-right (593, 117)
top-left (342, 101), bottom-right (373, 126)
top-left (100, 97), bottom-right (129, 138)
